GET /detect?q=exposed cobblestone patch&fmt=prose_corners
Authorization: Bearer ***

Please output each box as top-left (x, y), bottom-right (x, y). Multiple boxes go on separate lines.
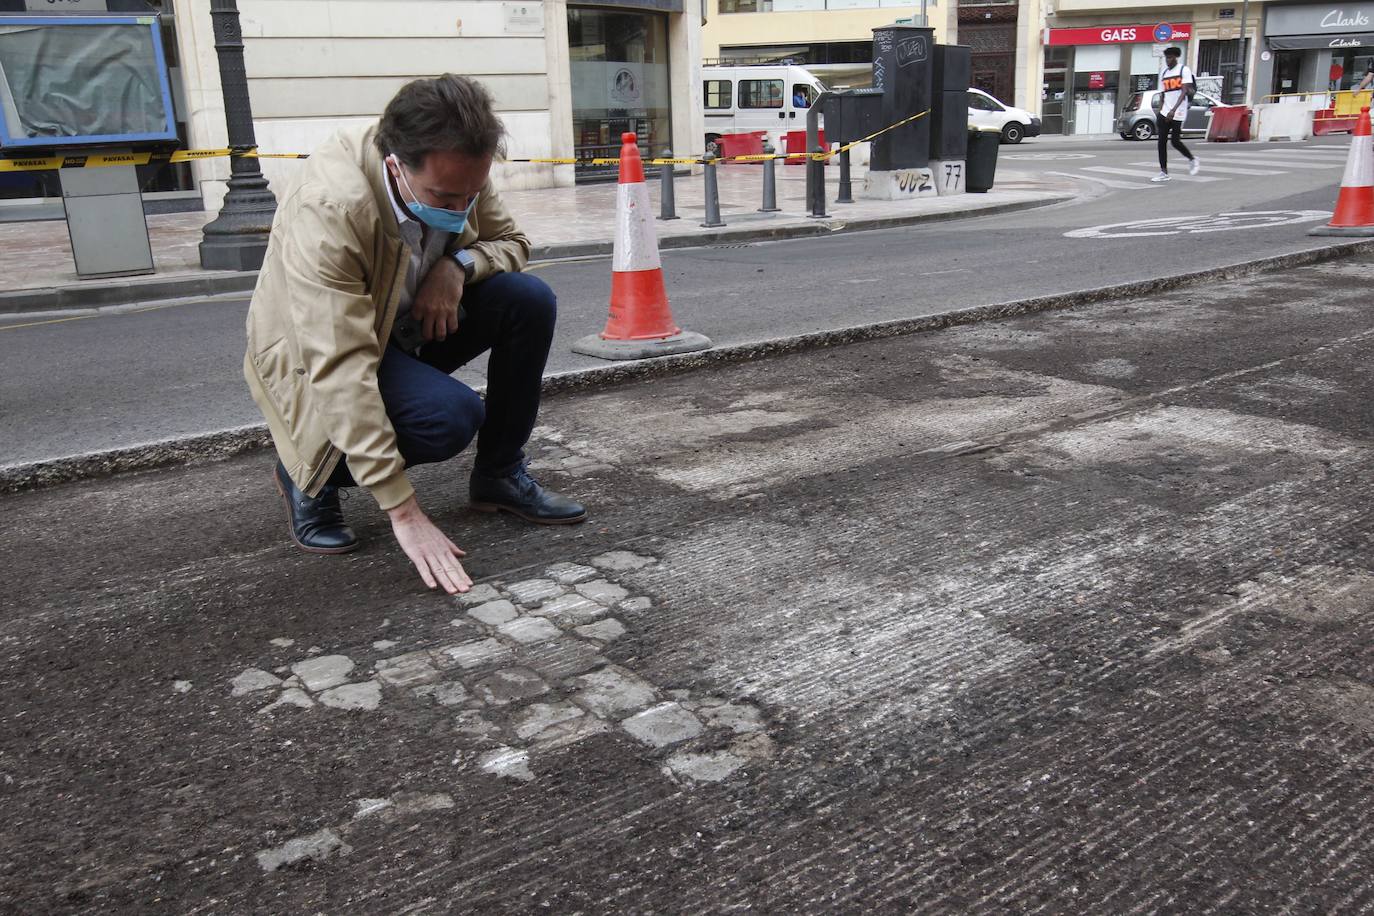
top-left (318, 681), bottom-right (382, 711)
top-left (256, 828), bottom-right (351, 873)
top-left (231, 668), bottom-right (281, 696)
top-left (575, 618), bottom-right (627, 643)
top-left (291, 655), bottom-right (354, 692)
top-left (527, 426), bottom-right (616, 477)
top-left (591, 551), bottom-right (658, 572)
top-left (497, 615), bottom-right (561, 645)
top-left (575, 580), bottom-right (630, 606)
top-left (467, 599), bottom-right (519, 626)
top-left (623, 703), bottom-right (705, 747)
top-left (505, 578), bottom-right (564, 607)
top-left (224, 551), bottom-right (776, 785)
top-left (257, 792), bottom-right (454, 873)
top-left (545, 562), bottom-right (600, 585)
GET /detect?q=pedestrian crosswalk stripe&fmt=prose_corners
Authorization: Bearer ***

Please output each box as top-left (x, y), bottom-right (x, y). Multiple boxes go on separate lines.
top-left (1239, 148), bottom-right (1348, 157)
top-left (1132, 161), bottom-right (1283, 175)
top-left (1046, 170), bottom-right (1157, 190)
top-left (1082, 165), bottom-right (1225, 182)
top-left (1210, 155), bottom-right (1340, 168)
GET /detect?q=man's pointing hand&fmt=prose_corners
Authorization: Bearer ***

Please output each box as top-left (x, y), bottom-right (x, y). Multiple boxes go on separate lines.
top-left (387, 495), bottom-right (472, 594)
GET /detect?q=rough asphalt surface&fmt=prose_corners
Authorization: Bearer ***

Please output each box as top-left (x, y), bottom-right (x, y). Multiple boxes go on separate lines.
top-left (3, 256), bottom-right (1374, 912)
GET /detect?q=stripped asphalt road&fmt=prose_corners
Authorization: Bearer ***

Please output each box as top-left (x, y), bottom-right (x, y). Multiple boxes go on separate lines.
top-left (3, 255), bottom-right (1373, 912)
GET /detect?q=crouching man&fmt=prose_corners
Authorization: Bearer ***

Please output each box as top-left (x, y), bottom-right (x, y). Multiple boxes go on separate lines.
top-left (244, 74), bottom-right (585, 595)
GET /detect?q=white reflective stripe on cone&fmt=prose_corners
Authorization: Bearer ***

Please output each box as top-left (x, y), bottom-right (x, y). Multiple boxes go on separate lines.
top-left (612, 182), bottom-right (662, 273)
top-left (1343, 136), bottom-right (1374, 189)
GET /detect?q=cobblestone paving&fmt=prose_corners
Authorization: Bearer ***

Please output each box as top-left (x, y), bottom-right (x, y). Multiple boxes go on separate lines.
top-left (228, 553), bottom-right (773, 790)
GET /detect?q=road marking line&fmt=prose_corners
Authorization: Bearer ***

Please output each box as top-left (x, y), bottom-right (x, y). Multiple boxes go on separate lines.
top-left (0, 314), bottom-right (94, 331)
top-left (1212, 155), bottom-right (1341, 168)
top-left (1045, 170), bottom-right (1156, 190)
top-left (1233, 148), bottom-right (1349, 158)
top-left (1133, 161), bottom-right (1283, 175)
top-left (1082, 165), bottom-right (1225, 182)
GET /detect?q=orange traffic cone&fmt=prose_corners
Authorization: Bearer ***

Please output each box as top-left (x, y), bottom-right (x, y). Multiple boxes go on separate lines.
top-left (572, 132), bottom-right (711, 360)
top-left (1311, 107), bottom-right (1374, 236)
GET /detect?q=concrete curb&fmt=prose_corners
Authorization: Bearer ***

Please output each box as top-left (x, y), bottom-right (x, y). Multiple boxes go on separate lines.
top-left (0, 194), bottom-right (1070, 316)
top-left (4, 236), bottom-right (1367, 496)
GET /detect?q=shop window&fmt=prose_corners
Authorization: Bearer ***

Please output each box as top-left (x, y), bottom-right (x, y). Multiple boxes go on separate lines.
top-left (704, 79), bottom-right (732, 109)
top-left (720, 0), bottom-right (773, 12)
top-left (1197, 38), bottom-right (1251, 102)
top-left (739, 79), bottom-right (784, 108)
top-left (569, 7), bottom-right (672, 182)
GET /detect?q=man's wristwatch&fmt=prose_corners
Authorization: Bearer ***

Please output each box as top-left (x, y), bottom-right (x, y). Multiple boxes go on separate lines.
top-left (453, 249), bottom-right (476, 283)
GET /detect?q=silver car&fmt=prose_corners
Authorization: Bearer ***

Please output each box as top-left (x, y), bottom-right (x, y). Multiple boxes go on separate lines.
top-left (1116, 90), bottom-right (1220, 140)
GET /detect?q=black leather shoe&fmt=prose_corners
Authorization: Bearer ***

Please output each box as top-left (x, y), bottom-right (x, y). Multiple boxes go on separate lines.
top-left (273, 462), bottom-right (359, 554)
top-left (470, 465), bottom-right (587, 525)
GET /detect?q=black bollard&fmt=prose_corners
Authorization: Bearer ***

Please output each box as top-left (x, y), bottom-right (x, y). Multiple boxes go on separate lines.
top-left (701, 153), bottom-right (725, 228)
top-left (659, 147), bottom-right (679, 221)
top-left (758, 141), bottom-right (780, 213)
top-left (808, 146), bottom-right (827, 219)
top-left (837, 147), bottom-right (854, 204)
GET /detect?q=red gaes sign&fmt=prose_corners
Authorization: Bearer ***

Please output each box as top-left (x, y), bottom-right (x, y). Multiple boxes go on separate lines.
top-left (1047, 23), bottom-right (1193, 46)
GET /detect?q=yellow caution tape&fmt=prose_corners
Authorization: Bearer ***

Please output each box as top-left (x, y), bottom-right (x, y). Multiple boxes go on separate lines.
top-left (0, 146), bottom-right (307, 172)
top-left (168, 147), bottom-right (233, 162)
top-left (0, 110), bottom-right (934, 173)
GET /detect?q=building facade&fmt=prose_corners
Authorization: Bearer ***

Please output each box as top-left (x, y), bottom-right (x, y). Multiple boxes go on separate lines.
top-left (0, 0), bottom-right (706, 216)
top-left (1038, 0), bottom-right (1262, 134)
top-left (701, 0), bottom-right (956, 88)
top-left (1254, 0), bottom-right (1374, 99)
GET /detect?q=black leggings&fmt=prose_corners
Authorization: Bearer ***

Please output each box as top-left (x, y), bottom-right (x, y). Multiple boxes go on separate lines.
top-left (1156, 114), bottom-right (1193, 171)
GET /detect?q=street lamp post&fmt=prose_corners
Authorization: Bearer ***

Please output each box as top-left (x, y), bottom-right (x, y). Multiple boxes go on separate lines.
top-left (1235, 0), bottom-right (1251, 105)
top-left (199, 0), bottom-right (277, 271)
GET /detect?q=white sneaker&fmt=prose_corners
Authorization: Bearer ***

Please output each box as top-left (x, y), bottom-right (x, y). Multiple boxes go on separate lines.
top-left (1189, 158), bottom-right (1201, 176)
top-left (1151, 172), bottom-right (1171, 183)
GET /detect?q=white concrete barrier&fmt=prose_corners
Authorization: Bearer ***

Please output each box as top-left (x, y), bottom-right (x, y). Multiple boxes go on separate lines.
top-left (1254, 103), bottom-right (1315, 142)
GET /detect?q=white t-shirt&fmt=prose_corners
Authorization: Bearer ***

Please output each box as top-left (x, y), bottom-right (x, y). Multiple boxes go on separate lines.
top-left (1158, 63), bottom-right (1195, 122)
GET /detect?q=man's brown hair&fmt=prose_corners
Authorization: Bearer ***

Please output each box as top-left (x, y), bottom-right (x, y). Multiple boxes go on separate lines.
top-left (375, 74), bottom-right (506, 168)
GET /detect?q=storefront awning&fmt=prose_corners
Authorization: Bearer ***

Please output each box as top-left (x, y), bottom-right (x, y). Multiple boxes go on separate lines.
top-left (1267, 32), bottom-right (1374, 49)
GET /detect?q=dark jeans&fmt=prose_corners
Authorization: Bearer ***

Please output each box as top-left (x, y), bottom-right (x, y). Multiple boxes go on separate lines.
top-left (328, 271), bottom-right (556, 487)
top-left (1156, 114), bottom-right (1194, 172)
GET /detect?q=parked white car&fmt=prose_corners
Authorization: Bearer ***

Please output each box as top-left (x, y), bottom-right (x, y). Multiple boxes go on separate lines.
top-left (967, 88), bottom-right (1042, 144)
top-left (702, 63), bottom-right (828, 155)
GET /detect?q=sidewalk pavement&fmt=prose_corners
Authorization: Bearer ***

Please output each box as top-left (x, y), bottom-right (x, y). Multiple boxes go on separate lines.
top-left (0, 163), bottom-right (1074, 313)
top-left (3, 256), bottom-right (1372, 910)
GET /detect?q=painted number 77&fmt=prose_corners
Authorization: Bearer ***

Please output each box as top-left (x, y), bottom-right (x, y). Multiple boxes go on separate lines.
top-left (943, 163), bottom-right (962, 189)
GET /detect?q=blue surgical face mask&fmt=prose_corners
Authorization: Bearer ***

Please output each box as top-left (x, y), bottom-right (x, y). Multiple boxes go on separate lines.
top-left (391, 156), bottom-right (477, 234)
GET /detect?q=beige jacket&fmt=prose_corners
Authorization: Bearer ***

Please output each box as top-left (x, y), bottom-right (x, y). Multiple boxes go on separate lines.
top-left (244, 122), bottom-right (530, 511)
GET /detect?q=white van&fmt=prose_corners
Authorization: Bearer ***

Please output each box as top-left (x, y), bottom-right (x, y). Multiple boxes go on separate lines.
top-left (702, 64), bottom-right (828, 156)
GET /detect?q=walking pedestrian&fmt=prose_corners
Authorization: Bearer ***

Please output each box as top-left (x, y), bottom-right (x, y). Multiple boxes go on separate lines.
top-left (1153, 46), bottom-right (1200, 183)
top-left (244, 74), bottom-right (586, 596)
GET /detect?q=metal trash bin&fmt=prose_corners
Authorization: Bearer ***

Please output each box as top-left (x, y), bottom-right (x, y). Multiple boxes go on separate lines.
top-left (966, 127), bottom-right (1000, 193)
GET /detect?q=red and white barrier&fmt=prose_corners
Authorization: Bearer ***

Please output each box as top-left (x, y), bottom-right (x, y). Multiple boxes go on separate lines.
top-left (1311, 107), bottom-right (1374, 237)
top-left (572, 132), bottom-right (711, 360)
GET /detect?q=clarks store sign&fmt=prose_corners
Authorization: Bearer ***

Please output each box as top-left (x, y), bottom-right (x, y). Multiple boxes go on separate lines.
top-left (1266, 3), bottom-right (1374, 36)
